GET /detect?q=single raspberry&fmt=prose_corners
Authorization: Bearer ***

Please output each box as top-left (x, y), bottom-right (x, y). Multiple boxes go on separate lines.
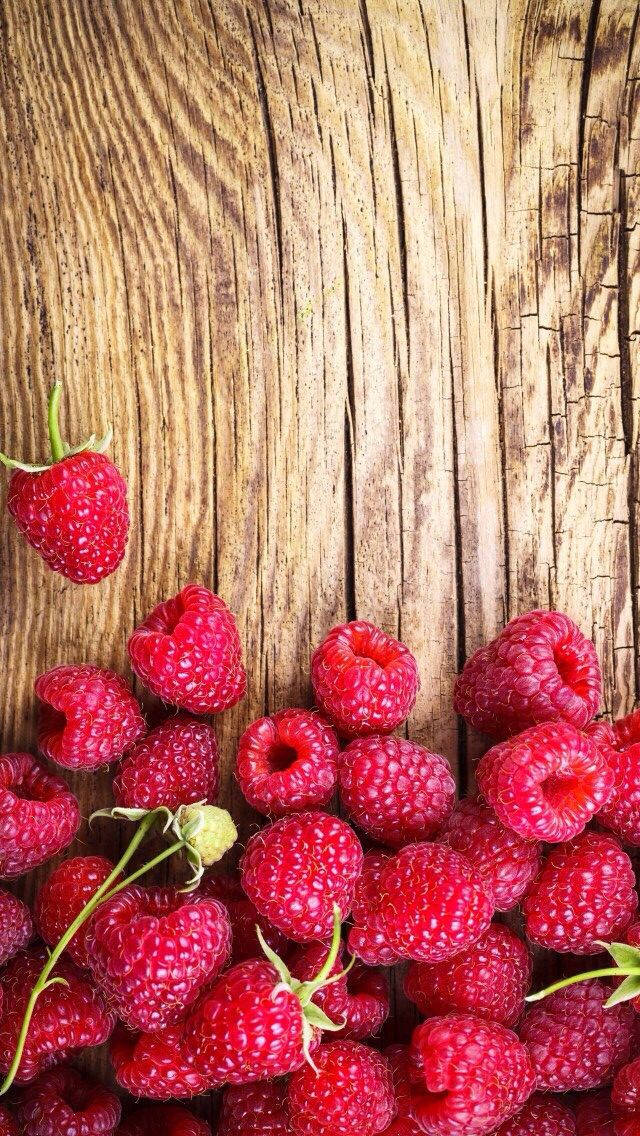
top-left (597, 743), bottom-right (640, 847)
top-left (0, 888), bottom-right (32, 965)
top-left (615, 711), bottom-right (640, 749)
top-left (404, 923), bottom-right (531, 1026)
top-left (613, 1058), bottom-right (640, 1119)
top-left (311, 620), bottom-right (419, 738)
top-left (198, 872), bottom-right (289, 963)
top-left (523, 832), bottom-right (637, 954)
top-left (236, 708), bottom-right (339, 817)
top-left (128, 584), bottom-right (246, 713)
top-left (116, 1106), bottom-right (211, 1136)
top-left (240, 811), bottom-right (363, 943)
top-left (407, 1014), bottom-right (536, 1136)
top-left (35, 856), bottom-right (116, 969)
top-left (85, 885), bottom-right (231, 1031)
top-left (113, 716), bottom-right (219, 811)
top-left (1, 383), bottom-right (129, 584)
top-left (454, 609), bottom-right (601, 739)
top-left (0, 1108), bottom-right (17, 1136)
top-left (218, 1081), bottom-right (290, 1136)
top-left (0, 753), bottom-right (79, 878)
top-left (110, 1022), bottom-right (215, 1099)
top-left (290, 942), bottom-right (389, 1041)
top-left (347, 851), bottom-right (401, 966)
top-left (574, 1092), bottom-right (616, 1136)
top-left (492, 1093), bottom-right (577, 1135)
top-left (585, 719), bottom-right (618, 750)
top-left (477, 722), bottom-right (613, 842)
top-left (15, 1065), bottom-right (121, 1135)
top-left (287, 1041), bottom-right (395, 1136)
top-left (338, 735), bottom-right (455, 847)
top-left (438, 797), bottom-right (541, 910)
top-left (36, 664), bottom-right (144, 771)
top-left (380, 1046), bottom-right (421, 1136)
top-left (0, 946), bottom-right (116, 1083)
top-left (519, 979), bottom-right (634, 1091)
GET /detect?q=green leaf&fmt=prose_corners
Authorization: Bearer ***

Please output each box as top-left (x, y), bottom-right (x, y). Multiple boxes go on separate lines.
top-left (604, 974), bottom-right (640, 1008)
top-left (597, 941), bottom-right (640, 970)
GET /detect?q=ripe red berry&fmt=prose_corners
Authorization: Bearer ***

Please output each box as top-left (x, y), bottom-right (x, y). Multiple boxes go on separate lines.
top-left (241, 811), bottom-right (363, 943)
top-left (35, 855), bottom-right (115, 968)
top-left (380, 1046), bottom-right (421, 1136)
top-left (85, 885), bottom-right (231, 1032)
top-left (574, 1091), bottom-right (616, 1136)
top-left (218, 1081), bottom-right (290, 1136)
top-left (347, 851), bottom-right (401, 966)
top-left (454, 609), bottom-right (601, 739)
top-left (287, 1041), bottom-right (395, 1136)
top-left (477, 722), bottom-right (613, 842)
top-left (113, 716), bottom-right (219, 811)
top-left (110, 1022), bottom-right (215, 1099)
top-left (311, 620), bottom-right (419, 738)
top-left (404, 923), bottom-right (532, 1026)
top-left (0, 1108), bottom-right (17, 1136)
top-left (438, 798), bottom-right (541, 910)
top-left (290, 941), bottom-right (389, 1042)
top-left (198, 872), bottom-right (289, 963)
top-left (128, 584), bottom-right (246, 713)
top-left (236, 708), bottom-right (339, 817)
top-left (613, 1058), bottom-right (640, 1126)
top-left (0, 888), bottom-right (32, 966)
top-left (492, 1093), bottom-right (577, 1136)
top-left (597, 742), bottom-right (640, 847)
top-left (117, 1106), bottom-right (211, 1136)
top-left (523, 832), bottom-right (637, 954)
top-left (338, 735), bottom-right (455, 847)
top-left (36, 664), bottom-right (144, 770)
top-left (519, 979), bottom-right (634, 1092)
top-left (407, 1014), bottom-right (536, 1135)
top-left (0, 946), bottom-right (116, 1083)
top-left (614, 710), bottom-right (640, 749)
top-left (15, 1065), bottom-right (121, 1135)
top-left (0, 752), bottom-right (79, 878)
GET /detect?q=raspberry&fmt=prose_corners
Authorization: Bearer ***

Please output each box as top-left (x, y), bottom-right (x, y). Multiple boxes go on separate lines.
top-left (613, 1058), bottom-right (640, 1117)
top-left (615, 711), bottom-right (640, 749)
top-left (598, 743), bottom-right (640, 847)
top-left (0, 1108), bottom-right (17, 1136)
top-left (574, 1092), bottom-right (616, 1136)
top-left (198, 872), bottom-right (289, 963)
top-left (337, 736), bottom-right (455, 847)
top-left (85, 885), bottom-right (231, 1031)
top-left (287, 1041), bottom-right (395, 1136)
top-left (408, 1014), bottom-right (536, 1136)
top-left (347, 851), bottom-right (401, 966)
top-left (454, 609), bottom-right (601, 739)
top-left (240, 811), bottom-right (363, 943)
top-left (36, 664), bottom-right (145, 771)
top-left (0, 753), bottom-right (79, 877)
top-left (290, 942), bottom-right (389, 1041)
top-left (0, 888), bottom-right (32, 965)
top-left (236, 708), bottom-right (339, 817)
top-left (438, 798), bottom-right (541, 910)
top-left (110, 1022), bottom-right (215, 1099)
top-left (15, 1065), bottom-right (121, 1135)
top-left (519, 979), bottom-right (634, 1091)
top-left (492, 1093), bottom-right (577, 1135)
top-left (35, 855), bottom-right (115, 968)
top-left (113, 716), bottom-right (220, 811)
top-left (404, 923), bottom-right (531, 1026)
top-left (116, 1106), bottom-right (211, 1136)
top-left (290, 940), bottom-right (349, 1025)
top-left (0, 946), bottom-right (115, 1083)
top-left (218, 1081), bottom-right (290, 1136)
top-left (380, 1046), bottom-right (421, 1136)
top-left (523, 832), bottom-right (637, 954)
top-left (311, 620), bottom-right (419, 738)
top-left (128, 584), bottom-right (246, 713)
top-left (477, 722), bottom-right (613, 842)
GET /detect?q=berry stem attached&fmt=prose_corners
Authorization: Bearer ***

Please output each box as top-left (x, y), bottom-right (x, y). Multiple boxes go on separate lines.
top-left (47, 382), bottom-right (66, 462)
top-left (526, 967), bottom-right (632, 1002)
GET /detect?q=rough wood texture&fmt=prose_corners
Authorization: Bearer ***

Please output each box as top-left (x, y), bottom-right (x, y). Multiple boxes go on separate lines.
top-left (1, 0), bottom-right (639, 1121)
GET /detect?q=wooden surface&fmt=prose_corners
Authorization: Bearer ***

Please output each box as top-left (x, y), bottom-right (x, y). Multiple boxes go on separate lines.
top-left (1, 0), bottom-right (640, 1123)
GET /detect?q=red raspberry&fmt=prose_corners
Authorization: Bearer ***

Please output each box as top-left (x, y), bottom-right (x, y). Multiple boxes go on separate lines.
top-left (218, 1081), bottom-right (290, 1136)
top-left (110, 1022), bottom-right (215, 1099)
top-left (198, 872), bottom-right (289, 963)
top-left (0, 1108), bottom-right (17, 1136)
top-left (523, 832), bottom-right (637, 953)
top-left (117, 1106), bottom-right (211, 1136)
top-left (519, 979), bottom-right (634, 1091)
top-left (0, 753), bottom-right (79, 877)
top-left (585, 719), bottom-right (618, 750)
top-left (454, 609), bottom-right (601, 739)
top-left (477, 722), bottom-right (613, 842)
top-left (598, 743), bottom-right (640, 847)
top-left (347, 851), bottom-right (401, 966)
top-left (85, 885), bottom-right (231, 1031)
top-left (311, 620), bottom-right (419, 738)
top-left (0, 888), bottom-right (32, 965)
top-left (408, 1014), bottom-right (536, 1136)
top-left (113, 716), bottom-right (219, 811)
top-left (36, 664), bottom-right (144, 771)
top-left (287, 1041), bottom-right (395, 1136)
top-left (574, 1092), bottom-right (616, 1136)
top-left (0, 946), bottom-right (115, 1083)
top-left (615, 711), bottom-right (640, 749)
top-left (128, 585), bottom-right (246, 714)
top-left (290, 942), bottom-right (389, 1041)
top-left (380, 1046), bottom-right (421, 1136)
top-left (404, 923), bottom-right (531, 1026)
top-left (338, 736), bottom-right (455, 847)
top-left (35, 855), bottom-right (115, 968)
top-left (438, 798), bottom-right (541, 910)
top-left (236, 709), bottom-right (339, 817)
top-left (492, 1093), bottom-right (577, 1135)
top-left (240, 811), bottom-right (363, 943)
top-left (15, 1065), bottom-right (121, 1135)
top-left (613, 1058), bottom-right (640, 1120)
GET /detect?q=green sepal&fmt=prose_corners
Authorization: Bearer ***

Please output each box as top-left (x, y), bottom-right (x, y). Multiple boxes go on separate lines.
top-left (89, 805), bottom-right (174, 832)
top-left (604, 974), bottom-right (640, 1008)
top-left (0, 383), bottom-right (113, 472)
top-left (304, 1004), bottom-right (346, 1032)
top-left (597, 941), bottom-right (640, 970)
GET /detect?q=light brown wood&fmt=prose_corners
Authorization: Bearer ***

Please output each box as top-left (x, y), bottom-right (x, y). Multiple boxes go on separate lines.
top-left (1, 0), bottom-right (639, 1123)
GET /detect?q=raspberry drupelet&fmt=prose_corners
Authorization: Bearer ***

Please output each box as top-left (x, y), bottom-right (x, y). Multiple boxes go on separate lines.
top-left (36, 664), bottom-right (145, 771)
top-left (236, 708), bottom-right (339, 816)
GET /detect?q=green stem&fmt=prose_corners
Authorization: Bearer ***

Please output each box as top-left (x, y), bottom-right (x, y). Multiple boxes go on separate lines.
top-left (47, 383), bottom-right (66, 462)
top-left (526, 966), bottom-right (636, 1003)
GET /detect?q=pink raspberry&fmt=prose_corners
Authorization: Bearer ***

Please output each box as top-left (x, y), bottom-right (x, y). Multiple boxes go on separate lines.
top-left (0, 753), bottom-right (79, 878)
top-left (492, 1094), bottom-right (577, 1135)
top-left (113, 716), bottom-right (219, 811)
top-left (438, 798), bottom-right (541, 910)
top-left (311, 620), bottom-right (419, 738)
top-left (236, 709), bottom-right (339, 816)
top-left (290, 941), bottom-right (389, 1041)
top-left (15, 1065), bottom-right (121, 1135)
top-left (117, 1107), bottom-right (211, 1136)
top-left (287, 1041), bottom-right (395, 1136)
top-left (346, 851), bottom-right (401, 966)
top-left (597, 743), bottom-right (640, 847)
top-left (404, 923), bottom-right (531, 1026)
top-left (35, 855), bottom-right (116, 969)
top-left (128, 584), bottom-right (246, 713)
top-left (454, 609), bottom-right (601, 739)
top-left (218, 1081), bottom-right (290, 1136)
top-left (0, 888), bottom-right (32, 965)
top-left (338, 735), bottom-right (455, 847)
top-left (36, 664), bottom-right (145, 770)
top-left (477, 722), bottom-right (613, 842)
top-left (110, 1022), bottom-right (215, 1099)
top-left (523, 832), bottom-right (637, 954)
top-left (574, 1092), bottom-right (616, 1136)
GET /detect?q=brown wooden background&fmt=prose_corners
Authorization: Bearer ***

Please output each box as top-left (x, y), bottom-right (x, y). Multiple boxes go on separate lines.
top-left (1, 0), bottom-right (640, 1125)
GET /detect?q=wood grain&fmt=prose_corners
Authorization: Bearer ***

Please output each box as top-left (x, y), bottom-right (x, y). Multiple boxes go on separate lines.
top-left (0, 0), bottom-right (639, 1122)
